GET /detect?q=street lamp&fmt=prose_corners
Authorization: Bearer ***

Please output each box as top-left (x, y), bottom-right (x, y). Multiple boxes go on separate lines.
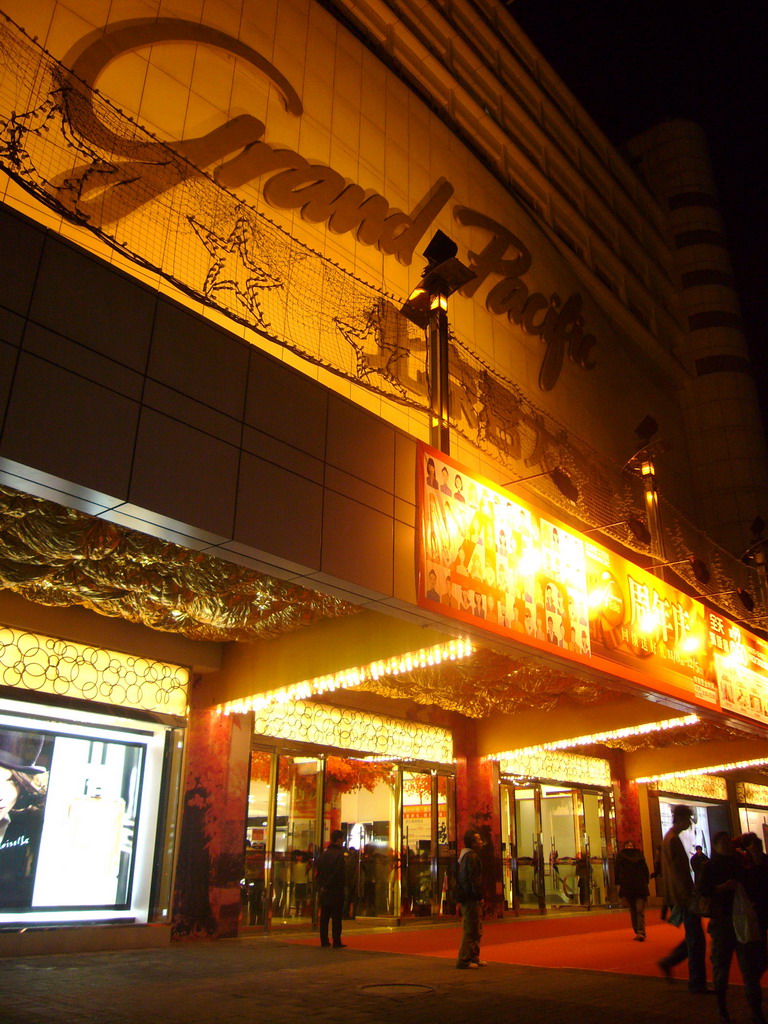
top-left (401, 231), bottom-right (475, 454)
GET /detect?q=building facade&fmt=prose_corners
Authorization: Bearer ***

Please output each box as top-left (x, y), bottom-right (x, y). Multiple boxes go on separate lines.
top-left (1, 0), bottom-right (768, 951)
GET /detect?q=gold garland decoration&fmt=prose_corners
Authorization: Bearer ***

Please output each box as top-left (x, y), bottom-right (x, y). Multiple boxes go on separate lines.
top-left (0, 486), bottom-right (358, 641)
top-left (360, 646), bottom-right (620, 718)
top-left (599, 718), bottom-right (751, 752)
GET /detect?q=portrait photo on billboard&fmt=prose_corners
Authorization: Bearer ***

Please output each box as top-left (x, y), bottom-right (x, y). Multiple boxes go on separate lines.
top-left (0, 725), bottom-right (52, 909)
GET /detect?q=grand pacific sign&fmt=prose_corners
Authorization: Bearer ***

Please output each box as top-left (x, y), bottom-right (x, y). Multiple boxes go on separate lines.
top-left (58, 18), bottom-right (597, 391)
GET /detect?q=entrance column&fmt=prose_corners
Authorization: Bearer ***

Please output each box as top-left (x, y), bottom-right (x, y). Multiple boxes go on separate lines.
top-left (615, 776), bottom-right (643, 846)
top-left (172, 706), bottom-right (251, 938)
top-left (455, 720), bottom-right (503, 916)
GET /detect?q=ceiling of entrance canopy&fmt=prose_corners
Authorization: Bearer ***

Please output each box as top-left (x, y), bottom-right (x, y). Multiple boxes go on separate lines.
top-left (0, 486), bottom-right (358, 641)
top-left (359, 646), bottom-right (620, 717)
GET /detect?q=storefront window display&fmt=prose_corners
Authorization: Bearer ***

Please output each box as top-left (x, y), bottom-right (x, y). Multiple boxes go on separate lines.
top-left (658, 796), bottom-right (730, 861)
top-left (0, 699), bottom-right (180, 926)
top-left (737, 784), bottom-right (768, 846)
top-left (739, 807), bottom-right (768, 845)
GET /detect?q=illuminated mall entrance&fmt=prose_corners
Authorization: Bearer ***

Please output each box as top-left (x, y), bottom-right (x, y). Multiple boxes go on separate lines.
top-left (240, 720), bottom-right (456, 931)
top-left (500, 780), bottom-right (615, 913)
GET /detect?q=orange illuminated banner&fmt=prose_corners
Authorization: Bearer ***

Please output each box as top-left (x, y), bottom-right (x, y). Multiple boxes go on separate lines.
top-left (417, 443), bottom-right (768, 720)
top-left (710, 612), bottom-right (768, 723)
top-left (585, 541), bottom-right (716, 707)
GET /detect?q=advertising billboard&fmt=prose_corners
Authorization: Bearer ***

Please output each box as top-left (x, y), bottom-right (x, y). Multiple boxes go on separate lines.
top-left (417, 443), bottom-right (767, 722)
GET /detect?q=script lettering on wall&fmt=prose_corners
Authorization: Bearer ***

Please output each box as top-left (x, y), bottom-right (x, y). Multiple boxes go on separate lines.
top-left (3, 14), bottom-right (598, 391)
top-left (454, 207), bottom-right (597, 391)
top-left (59, 18), bottom-right (453, 266)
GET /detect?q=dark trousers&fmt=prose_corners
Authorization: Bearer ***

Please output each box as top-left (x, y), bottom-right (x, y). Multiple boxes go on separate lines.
top-left (319, 891), bottom-right (344, 946)
top-left (457, 900), bottom-right (482, 966)
top-left (709, 917), bottom-right (767, 1022)
top-left (659, 907), bottom-right (707, 991)
top-left (627, 897), bottom-right (647, 937)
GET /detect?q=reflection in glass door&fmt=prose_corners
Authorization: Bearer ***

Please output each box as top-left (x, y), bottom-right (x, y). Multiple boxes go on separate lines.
top-left (402, 770), bottom-right (434, 916)
top-left (242, 750), bottom-right (272, 928)
top-left (436, 774), bottom-right (456, 916)
top-left (582, 790), bottom-right (607, 906)
top-left (513, 787), bottom-right (543, 909)
top-left (503, 781), bottom-right (615, 913)
top-left (541, 785), bottom-right (578, 906)
top-left (325, 757), bottom-right (396, 919)
top-left (243, 750), bottom-right (457, 929)
top-left (500, 782), bottom-right (515, 911)
top-left (273, 754), bottom-right (323, 926)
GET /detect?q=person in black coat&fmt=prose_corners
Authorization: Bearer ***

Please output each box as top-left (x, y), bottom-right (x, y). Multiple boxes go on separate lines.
top-left (315, 829), bottom-right (347, 948)
top-left (456, 829), bottom-right (485, 969)
top-left (615, 840), bottom-right (650, 941)
top-left (699, 831), bottom-right (766, 1024)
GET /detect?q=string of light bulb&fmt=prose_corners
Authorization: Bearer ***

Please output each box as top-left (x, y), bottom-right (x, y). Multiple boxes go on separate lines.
top-left (635, 756), bottom-right (768, 784)
top-left (487, 714), bottom-right (699, 761)
top-left (217, 637), bottom-right (475, 715)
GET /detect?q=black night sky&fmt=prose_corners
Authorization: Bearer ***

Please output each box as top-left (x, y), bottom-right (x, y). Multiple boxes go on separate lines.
top-left (511, 0), bottom-right (768, 434)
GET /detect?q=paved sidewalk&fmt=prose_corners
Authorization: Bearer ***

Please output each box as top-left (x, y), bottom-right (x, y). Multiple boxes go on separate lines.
top-left (0, 926), bottom-right (747, 1024)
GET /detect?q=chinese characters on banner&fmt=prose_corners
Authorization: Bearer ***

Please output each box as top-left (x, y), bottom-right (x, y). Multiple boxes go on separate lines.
top-left (417, 444), bottom-right (768, 721)
top-left (584, 541), bottom-right (717, 708)
top-left (419, 446), bottom-right (591, 655)
top-left (711, 613), bottom-right (768, 724)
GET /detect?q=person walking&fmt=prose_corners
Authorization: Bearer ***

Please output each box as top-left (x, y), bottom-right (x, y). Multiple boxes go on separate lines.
top-left (455, 829), bottom-right (486, 969)
top-left (315, 829), bottom-right (347, 949)
top-left (615, 839), bottom-right (650, 941)
top-left (699, 831), bottom-right (766, 1024)
top-left (657, 803), bottom-right (708, 992)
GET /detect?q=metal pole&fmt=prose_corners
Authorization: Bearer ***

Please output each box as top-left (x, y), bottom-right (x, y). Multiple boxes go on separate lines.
top-left (641, 459), bottom-right (666, 572)
top-left (428, 294), bottom-right (450, 455)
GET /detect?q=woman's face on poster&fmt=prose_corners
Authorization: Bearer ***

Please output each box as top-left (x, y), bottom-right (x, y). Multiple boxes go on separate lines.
top-left (0, 767), bottom-right (21, 817)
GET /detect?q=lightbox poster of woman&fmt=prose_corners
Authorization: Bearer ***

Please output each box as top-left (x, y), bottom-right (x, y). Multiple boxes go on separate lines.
top-left (0, 727), bottom-right (50, 909)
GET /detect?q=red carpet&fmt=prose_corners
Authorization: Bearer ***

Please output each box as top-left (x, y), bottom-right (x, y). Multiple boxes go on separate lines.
top-left (288, 911), bottom-right (722, 983)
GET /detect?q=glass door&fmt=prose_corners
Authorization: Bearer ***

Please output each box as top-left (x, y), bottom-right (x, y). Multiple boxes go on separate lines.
top-left (436, 773), bottom-right (457, 916)
top-left (500, 781), bottom-right (515, 911)
top-left (513, 786), bottom-right (544, 909)
top-left (272, 754), bottom-right (323, 926)
top-left (324, 756), bottom-right (396, 919)
top-left (541, 785), bottom-right (579, 906)
top-left (242, 749), bottom-right (272, 928)
top-left (401, 769), bottom-right (434, 917)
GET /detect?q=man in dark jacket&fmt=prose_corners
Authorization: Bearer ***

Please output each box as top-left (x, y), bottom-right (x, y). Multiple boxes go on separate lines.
top-left (315, 829), bottom-right (347, 948)
top-left (615, 839), bottom-right (650, 941)
top-left (456, 829), bottom-right (485, 969)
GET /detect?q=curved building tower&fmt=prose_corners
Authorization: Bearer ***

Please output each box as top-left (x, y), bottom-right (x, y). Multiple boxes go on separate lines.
top-left (626, 120), bottom-right (768, 555)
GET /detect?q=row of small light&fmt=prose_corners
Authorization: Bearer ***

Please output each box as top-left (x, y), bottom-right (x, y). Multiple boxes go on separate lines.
top-left (217, 637), bottom-right (475, 716)
top-left (635, 756), bottom-right (768, 784)
top-left (487, 714), bottom-right (700, 761)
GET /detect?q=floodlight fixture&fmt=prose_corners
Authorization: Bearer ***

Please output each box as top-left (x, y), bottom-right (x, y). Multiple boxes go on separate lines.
top-left (635, 415), bottom-right (659, 444)
top-left (707, 587), bottom-right (756, 613)
top-left (502, 466), bottom-right (579, 503)
top-left (584, 516), bottom-right (651, 547)
top-left (655, 554), bottom-right (711, 586)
